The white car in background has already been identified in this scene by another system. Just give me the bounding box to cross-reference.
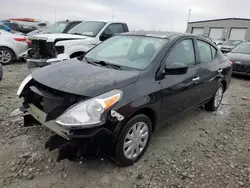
[0,29,31,64]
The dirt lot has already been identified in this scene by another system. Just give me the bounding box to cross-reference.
[0,62,250,188]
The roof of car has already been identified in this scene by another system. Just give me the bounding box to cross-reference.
[121,31,193,39]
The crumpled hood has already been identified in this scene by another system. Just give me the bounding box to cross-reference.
[31,59,140,97]
[29,33,89,42]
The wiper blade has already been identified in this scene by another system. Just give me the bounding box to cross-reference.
[84,57,98,66]
[71,32,84,36]
[95,60,121,70]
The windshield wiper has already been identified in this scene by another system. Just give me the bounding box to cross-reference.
[84,58,121,70]
[71,32,84,36]
[94,60,122,70]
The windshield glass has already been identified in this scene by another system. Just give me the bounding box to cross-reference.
[45,21,68,33]
[231,43,250,54]
[222,40,241,46]
[85,35,168,70]
[67,21,106,37]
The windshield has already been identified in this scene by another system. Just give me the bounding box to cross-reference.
[44,21,69,33]
[85,35,168,70]
[231,43,250,54]
[222,40,241,46]
[67,21,106,37]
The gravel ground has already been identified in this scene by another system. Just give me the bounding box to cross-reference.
[0,62,250,188]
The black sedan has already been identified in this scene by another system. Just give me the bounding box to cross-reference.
[218,39,242,53]
[17,31,232,166]
[227,42,250,76]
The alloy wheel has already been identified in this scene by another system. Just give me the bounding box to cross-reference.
[214,87,223,108]
[123,122,149,160]
[0,50,12,64]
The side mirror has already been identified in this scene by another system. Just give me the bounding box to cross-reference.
[100,33,113,41]
[164,62,188,75]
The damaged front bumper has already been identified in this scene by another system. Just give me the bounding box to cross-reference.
[26,53,70,69]
[24,103,111,140]
[24,103,113,161]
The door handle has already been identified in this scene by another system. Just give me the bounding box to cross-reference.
[192,76,200,82]
[218,68,223,73]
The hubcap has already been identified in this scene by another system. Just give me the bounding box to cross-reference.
[0,50,11,64]
[123,122,149,160]
[214,87,223,107]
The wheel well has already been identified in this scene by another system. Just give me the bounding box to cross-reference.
[0,46,16,59]
[221,80,227,92]
[70,51,85,58]
[131,108,157,132]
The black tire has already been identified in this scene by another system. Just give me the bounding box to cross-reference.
[204,83,224,111]
[0,47,15,64]
[113,114,152,166]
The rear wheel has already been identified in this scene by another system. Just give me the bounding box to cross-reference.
[204,83,224,111]
[113,114,152,166]
[0,47,15,64]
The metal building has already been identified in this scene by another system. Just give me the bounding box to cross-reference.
[186,18,250,41]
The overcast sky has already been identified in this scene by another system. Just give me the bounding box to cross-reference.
[1,0,249,32]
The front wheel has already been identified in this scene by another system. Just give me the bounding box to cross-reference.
[204,83,224,111]
[113,114,152,166]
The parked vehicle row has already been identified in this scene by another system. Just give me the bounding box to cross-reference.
[27,20,82,36]
[0,29,31,64]
[26,21,129,68]
[227,42,250,76]
[17,31,232,166]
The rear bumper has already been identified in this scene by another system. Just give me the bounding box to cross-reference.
[24,103,110,140]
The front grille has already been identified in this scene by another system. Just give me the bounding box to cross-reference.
[23,82,85,120]
[233,63,250,73]
[29,40,57,59]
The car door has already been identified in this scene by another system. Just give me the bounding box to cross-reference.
[194,39,220,103]
[160,38,201,123]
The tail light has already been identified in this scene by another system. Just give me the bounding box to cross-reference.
[14,37,26,42]
[14,37,32,47]
[228,60,233,65]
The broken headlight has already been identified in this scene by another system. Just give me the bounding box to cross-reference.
[55,90,123,128]
[17,74,32,96]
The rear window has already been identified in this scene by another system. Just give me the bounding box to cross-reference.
[197,40,213,62]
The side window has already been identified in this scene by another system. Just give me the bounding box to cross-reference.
[197,40,213,62]
[211,46,217,59]
[167,39,195,66]
[104,24,125,35]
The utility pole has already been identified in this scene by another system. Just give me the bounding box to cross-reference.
[171,20,174,32]
[187,9,191,23]
[186,9,191,32]
[54,8,57,23]
[112,8,115,20]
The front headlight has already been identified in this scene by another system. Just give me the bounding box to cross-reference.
[55,90,123,128]
[17,74,32,96]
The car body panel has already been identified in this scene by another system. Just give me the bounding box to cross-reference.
[0,29,28,58]
[29,33,88,42]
